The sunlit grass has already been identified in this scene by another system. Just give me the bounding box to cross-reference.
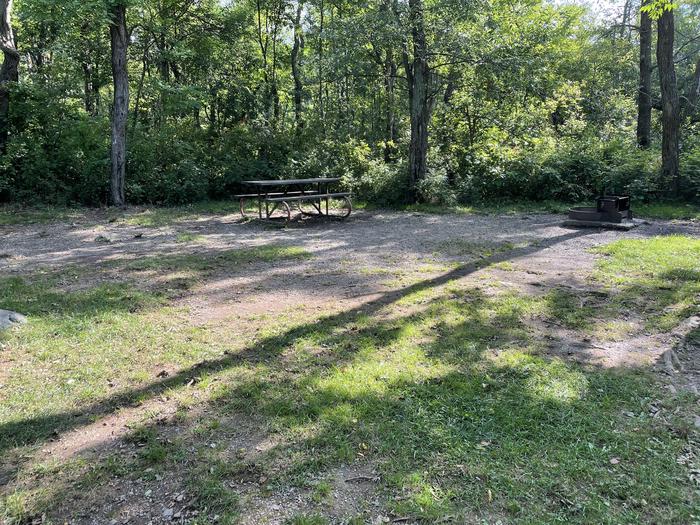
[0,205,86,226]
[0,234,698,523]
[367,200,700,220]
[593,235,700,331]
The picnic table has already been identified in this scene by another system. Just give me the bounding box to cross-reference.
[237,178,352,222]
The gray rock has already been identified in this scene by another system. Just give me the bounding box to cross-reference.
[0,310,27,331]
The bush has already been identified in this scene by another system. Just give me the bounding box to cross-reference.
[0,84,110,205]
[454,133,664,204]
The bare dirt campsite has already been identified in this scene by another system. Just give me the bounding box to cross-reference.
[0,206,698,524]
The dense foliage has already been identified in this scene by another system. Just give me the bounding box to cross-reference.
[0,0,699,205]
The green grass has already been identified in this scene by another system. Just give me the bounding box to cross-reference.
[118,201,242,227]
[0,201,243,227]
[593,235,700,331]
[432,239,517,258]
[634,202,700,220]
[361,199,577,216]
[2,200,697,228]
[176,232,205,243]
[0,205,87,226]
[0,235,697,523]
[124,245,312,272]
[362,199,700,220]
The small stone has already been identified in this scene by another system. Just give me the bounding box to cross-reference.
[95,235,112,244]
[0,310,27,331]
[162,508,174,520]
[609,457,620,465]
[694,415,700,429]
[174,494,184,503]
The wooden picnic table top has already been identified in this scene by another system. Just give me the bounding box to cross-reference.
[242,178,341,186]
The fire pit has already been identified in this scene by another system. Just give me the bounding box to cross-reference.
[564,195,639,229]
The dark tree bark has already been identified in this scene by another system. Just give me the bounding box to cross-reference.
[404,0,434,202]
[657,7,680,196]
[83,62,97,115]
[685,57,699,120]
[291,0,304,130]
[0,0,19,154]
[637,0,652,149]
[383,49,398,162]
[317,0,325,129]
[109,2,129,206]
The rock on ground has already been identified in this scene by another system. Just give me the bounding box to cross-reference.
[0,309,27,330]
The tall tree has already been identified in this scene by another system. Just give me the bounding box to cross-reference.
[685,57,699,120]
[656,5,680,196]
[291,0,304,130]
[404,0,434,202]
[637,0,652,149]
[109,1,129,206]
[0,0,19,154]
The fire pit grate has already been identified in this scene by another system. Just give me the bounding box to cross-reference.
[564,195,640,230]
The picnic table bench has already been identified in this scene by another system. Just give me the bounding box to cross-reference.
[236,178,352,222]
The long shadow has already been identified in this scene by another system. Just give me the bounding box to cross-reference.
[0,229,595,466]
[12,270,695,523]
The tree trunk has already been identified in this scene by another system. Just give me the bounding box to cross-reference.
[291,0,304,130]
[83,62,96,115]
[685,57,699,120]
[657,8,680,197]
[0,0,19,154]
[383,49,397,162]
[637,0,652,149]
[109,3,129,207]
[317,0,324,129]
[406,0,432,202]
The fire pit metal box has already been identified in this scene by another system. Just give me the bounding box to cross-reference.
[568,195,633,224]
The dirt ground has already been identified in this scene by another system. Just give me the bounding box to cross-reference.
[1,209,699,524]
[3,209,698,369]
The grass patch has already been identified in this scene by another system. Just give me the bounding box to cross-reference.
[360,199,578,216]
[362,199,700,220]
[125,245,312,273]
[432,239,516,259]
[0,205,86,226]
[118,201,241,227]
[176,232,205,243]
[288,514,328,525]
[634,202,700,220]
[593,235,700,331]
[1,232,698,523]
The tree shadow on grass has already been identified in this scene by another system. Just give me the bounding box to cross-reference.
[6,273,696,523]
[0,230,597,460]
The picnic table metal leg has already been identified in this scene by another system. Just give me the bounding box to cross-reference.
[342,196,353,218]
[257,189,262,219]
